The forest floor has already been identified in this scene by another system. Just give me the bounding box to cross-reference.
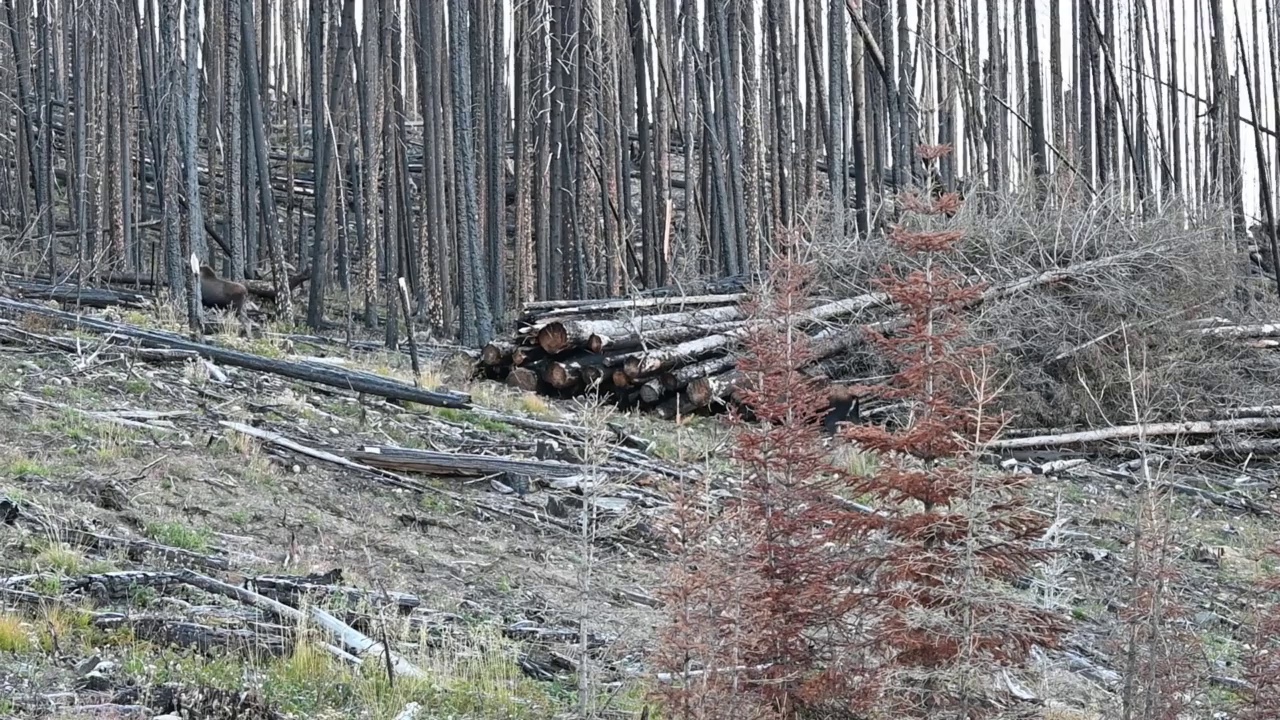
[0,306,1277,719]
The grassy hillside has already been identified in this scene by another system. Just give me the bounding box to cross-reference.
[0,301,1278,719]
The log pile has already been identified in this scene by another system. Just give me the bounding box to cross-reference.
[477,252,1226,421]
[477,283,890,420]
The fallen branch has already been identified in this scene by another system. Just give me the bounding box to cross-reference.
[990,416,1280,450]
[348,444,618,481]
[178,570,427,678]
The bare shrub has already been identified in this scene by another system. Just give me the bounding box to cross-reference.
[1101,338,1205,720]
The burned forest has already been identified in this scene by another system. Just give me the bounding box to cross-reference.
[5,1,1280,718]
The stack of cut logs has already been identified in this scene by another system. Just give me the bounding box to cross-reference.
[477,284,887,419]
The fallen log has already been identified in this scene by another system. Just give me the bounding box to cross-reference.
[179,569,427,678]
[545,353,611,390]
[1176,438,1280,457]
[990,416,1280,450]
[481,339,517,366]
[1196,322,1280,339]
[639,378,667,405]
[84,269,311,301]
[588,319,745,354]
[511,344,545,365]
[521,292,747,324]
[678,260,1100,407]
[483,250,1163,420]
[623,291,891,379]
[0,279,151,309]
[507,365,542,392]
[0,323,200,362]
[249,574,421,612]
[536,304,747,355]
[348,444,596,479]
[582,364,606,387]
[0,296,472,409]
[654,391,694,420]
[220,421,662,553]
[686,371,740,408]
[654,353,738,403]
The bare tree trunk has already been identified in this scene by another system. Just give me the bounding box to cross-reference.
[485,0,506,320]
[739,0,763,264]
[851,10,868,237]
[602,0,623,295]
[767,0,794,229]
[449,0,494,345]
[533,1,552,300]
[72,7,88,271]
[626,0,658,287]
[1079,0,1095,183]
[305,0,328,328]
[712,0,747,271]
[161,0,184,306]
[184,0,205,327]
[511,0,535,306]
[225,0,245,279]
[38,0,56,279]
[241,0,294,322]
[1025,0,1048,182]
[985,0,1003,191]
[356,0,382,327]
[1168,0,1182,195]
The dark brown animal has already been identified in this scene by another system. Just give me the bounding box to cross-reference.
[198,265,248,313]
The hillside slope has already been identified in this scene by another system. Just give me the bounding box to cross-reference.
[0,312,1277,719]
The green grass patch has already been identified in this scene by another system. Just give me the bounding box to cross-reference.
[418,491,457,515]
[0,613,33,653]
[32,541,85,575]
[433,407,514,434]
[36,607,95,653]
[145,521,212,552]
[115,623,566,719]
[30,575,62,596]
[3,456,50,478]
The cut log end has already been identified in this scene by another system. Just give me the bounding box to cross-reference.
[546,361,580,390]
[639,379,666,405]
[481,340,515,366]
[512,345,545,365]
[623,357,644,379]
[506,366,540,392]
[688,371,740,408]
[536,323,571,355]
[655,393,691,421]
[687,377,715,407]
